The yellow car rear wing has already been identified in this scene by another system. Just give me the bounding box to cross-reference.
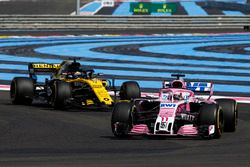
[28,63,61,81]
[28,63,61,73]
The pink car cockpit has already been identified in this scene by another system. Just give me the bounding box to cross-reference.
[159,89,194,102]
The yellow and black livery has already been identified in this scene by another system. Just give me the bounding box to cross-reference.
[10,60,115,110]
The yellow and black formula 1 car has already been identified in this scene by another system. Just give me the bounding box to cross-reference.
[10,60,141,110]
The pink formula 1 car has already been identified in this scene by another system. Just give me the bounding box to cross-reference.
[111,74,238,139]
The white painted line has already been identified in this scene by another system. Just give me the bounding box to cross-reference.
[71,1,100,16]
[93,4,104,15]
[0,85,10,91]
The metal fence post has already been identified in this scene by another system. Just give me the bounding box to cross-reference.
[76,0,80,15]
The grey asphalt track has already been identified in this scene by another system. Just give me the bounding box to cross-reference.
[0,90,250,167]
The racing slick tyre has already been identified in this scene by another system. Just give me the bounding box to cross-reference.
[198,103,223,139]
[215,99,238,132]
[51,81,71,109]
[111,102,132,138]
[10,77,34,105]
[119,81,140,100]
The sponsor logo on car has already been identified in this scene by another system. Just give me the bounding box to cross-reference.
[160,103,176,108]
[32,64,60,69]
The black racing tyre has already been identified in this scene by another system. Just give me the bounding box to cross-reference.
[215,99,238,132]
[51,81,71,109]
[198,103,223,139]
[119,81,140,100]
[10,77,34,105]
[111,102,132,137]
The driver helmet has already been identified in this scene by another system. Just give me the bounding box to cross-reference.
[173,93,183,100]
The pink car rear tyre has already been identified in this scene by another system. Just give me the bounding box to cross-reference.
[215,99,238,132]
[119,81,141,100]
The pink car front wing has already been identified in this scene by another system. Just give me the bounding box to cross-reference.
[130,124,215,137]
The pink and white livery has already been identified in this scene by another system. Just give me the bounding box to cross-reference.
[111,74,238,139]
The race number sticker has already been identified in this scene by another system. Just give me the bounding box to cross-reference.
[160,122,167,129]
